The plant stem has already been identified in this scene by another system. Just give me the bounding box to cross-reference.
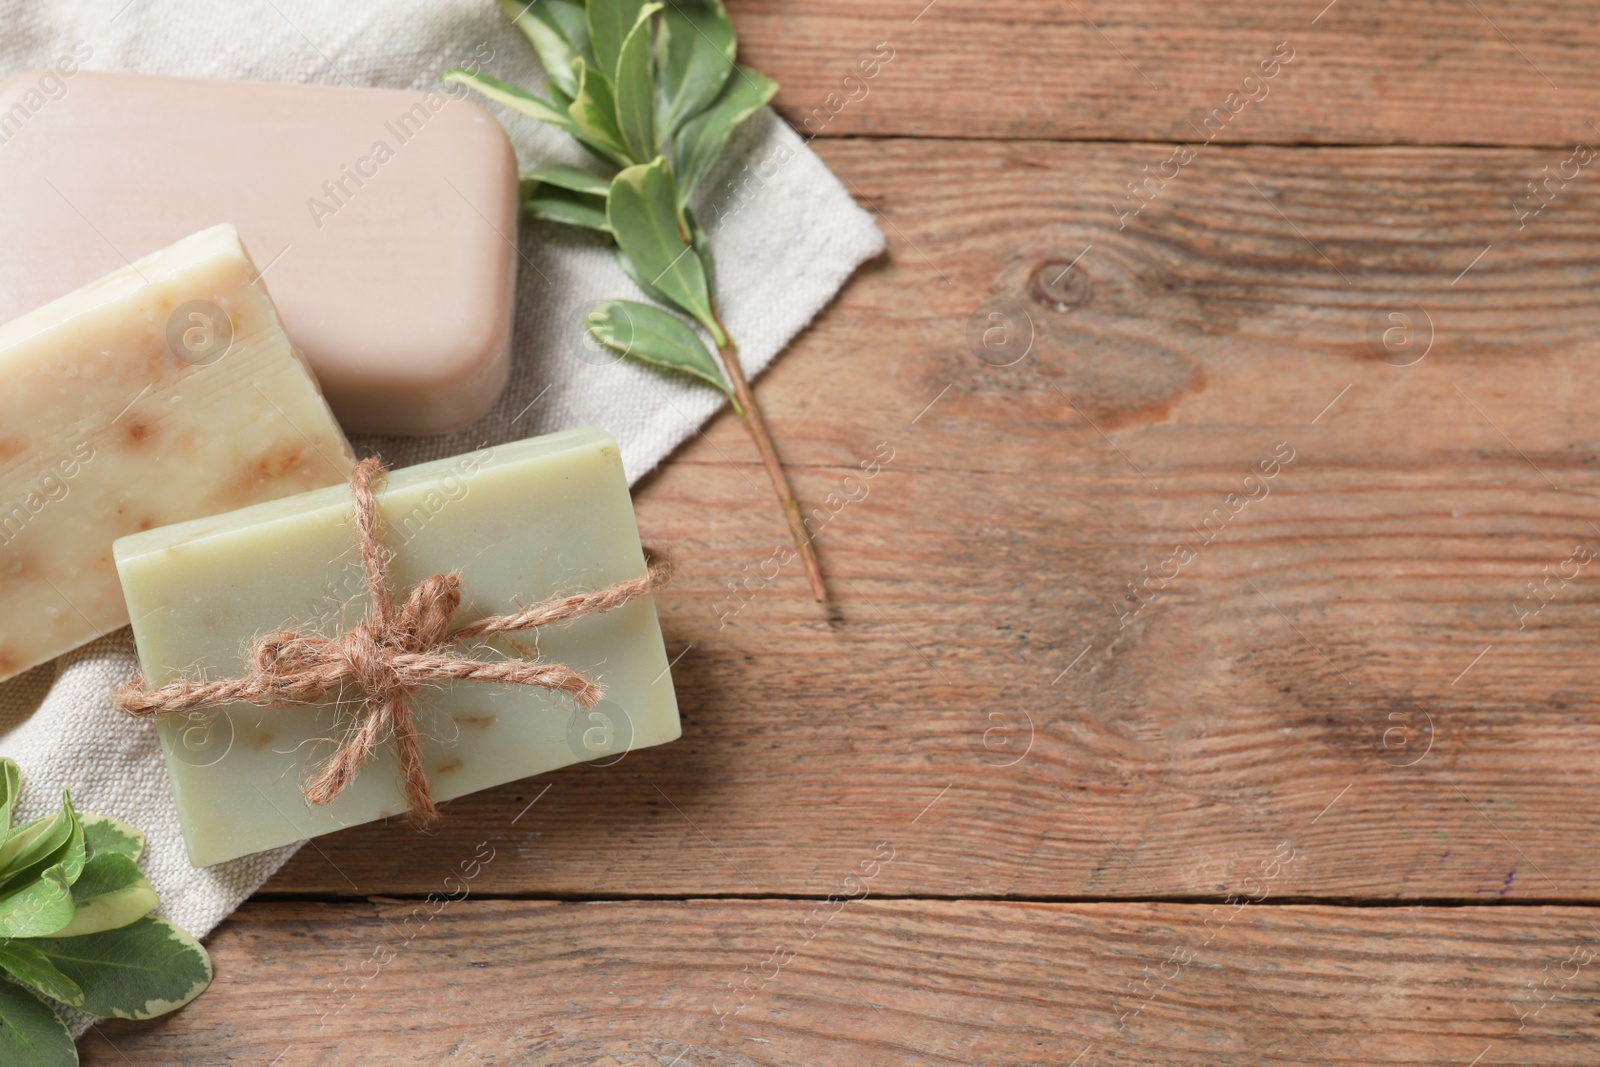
[710,317,826,602]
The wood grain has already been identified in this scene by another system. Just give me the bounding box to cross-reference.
[83,899,1600,1065]
[257,138,1600,902]
[48,5,1600,1060]
[728,0,1600,146]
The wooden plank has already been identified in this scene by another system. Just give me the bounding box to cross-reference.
[83,899,1600,1064]
[730,0,1600,145]
[261,138,1600,902]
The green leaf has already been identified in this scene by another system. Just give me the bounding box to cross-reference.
[28,916,213,1021]
[0,813,68,881]
[0,759,19,842]
[0,944,83,1008]
[547,78,576,113]
[442,69,576,132]
[586,300,739,409]
[684,205,716,302]
[606,157,722,341]
[655,0,735,135]
[614,246,678,308]
[525,185,612,232]
[539,0,596,63]
[567,60,633,167]
[0,980,75,1067]
[80,813,144,865]
[0,791,84,895]
[588,0,650,78]
[495,0,587,96]
[54,852,158,938]
[0,865,75,939]
[671,66,777,202]
[614,4,663,162]
[521,164,612,197]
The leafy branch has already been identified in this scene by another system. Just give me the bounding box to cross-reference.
[446,0,828,601]
[0,760,212,1066]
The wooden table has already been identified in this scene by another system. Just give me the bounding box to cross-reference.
[86,2,1600,1063]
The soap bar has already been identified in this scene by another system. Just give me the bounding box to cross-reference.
[0,224,353,683]
[0,70,518,434]
[115,427,680,868]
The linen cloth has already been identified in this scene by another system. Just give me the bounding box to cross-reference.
[0,0,884,1025]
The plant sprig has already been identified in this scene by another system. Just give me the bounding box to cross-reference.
[0,759,212,1066]
[447,0,829,601]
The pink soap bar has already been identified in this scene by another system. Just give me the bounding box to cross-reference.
[0,70,519,435]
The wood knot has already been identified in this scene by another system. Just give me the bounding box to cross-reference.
[1029,259,1092,311]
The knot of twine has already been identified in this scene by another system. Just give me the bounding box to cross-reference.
[115,457,670,827]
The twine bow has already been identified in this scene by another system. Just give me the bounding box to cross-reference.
[116,457,670,826]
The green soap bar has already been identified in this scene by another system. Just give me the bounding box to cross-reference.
[114,427,679,867]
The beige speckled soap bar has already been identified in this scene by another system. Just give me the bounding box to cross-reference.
[0,224,353,682]
[114,427,679,868]
[0,70,519,434]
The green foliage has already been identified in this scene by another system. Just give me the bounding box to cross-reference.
[587,300,740,407]
[671,66,776,201]
[57,853,159,938]
[522,163,613,197]
[26,918,213,1021]
[0,980,74,1067]
[450,0,778,387]
[655,1,734,136]
[587,0,651,79]
[566,58,633,167]
[525,183,611,232]
[495,0,591,95]
[613,5,663,162]
[441,69,574,130]
[0,759,212,1065]
[454,1,830,599]
[606,158,720,341]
